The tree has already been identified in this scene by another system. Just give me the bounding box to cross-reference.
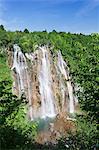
[24,28,29,33]
[0,80,37,149]
[0,25,5,31]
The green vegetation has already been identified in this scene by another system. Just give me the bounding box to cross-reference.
[0,25,99,149]
[0,54,11,81]
[56,116,98,150]
[0,80,37,149]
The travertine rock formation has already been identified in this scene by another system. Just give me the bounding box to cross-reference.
[9,44,77,120]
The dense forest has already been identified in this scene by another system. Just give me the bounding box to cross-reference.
[0,25,99,150]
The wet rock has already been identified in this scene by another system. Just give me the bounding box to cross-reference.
[8,44,79,120]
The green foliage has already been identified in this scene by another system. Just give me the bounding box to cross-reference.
[0,24,5,31]
[0,29,9,48]
[0,53,11,81]
[0,25,5,31]
[56,117,98,150]
[24,28,29,33]
[0,81,37,149]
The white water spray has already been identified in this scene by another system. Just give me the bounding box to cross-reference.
[39,47,56,118]
[57,51,74,114]
[12,44,33,120]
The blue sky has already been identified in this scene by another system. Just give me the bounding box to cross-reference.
[0,0,99,34]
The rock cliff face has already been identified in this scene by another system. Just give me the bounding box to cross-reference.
[9,44,77,120]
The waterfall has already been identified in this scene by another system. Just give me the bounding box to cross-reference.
[12,44,33,120]
[57,51,74,114]
[12,44,26,94]
[11,45,77,120]
[39,47,56,118]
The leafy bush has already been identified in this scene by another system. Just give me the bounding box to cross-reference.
[56,116,98,150]
[0,81,37,149]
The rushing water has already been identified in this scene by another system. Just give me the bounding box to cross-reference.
[57,51,74,114]
[39,47,56,118]
[12,44,26,94]
[11,45,76,120]
[12,44,33,120]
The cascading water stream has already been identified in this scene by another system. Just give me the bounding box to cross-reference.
[12,44,33,120]
[12,45,25,94]
[39,47,56,118]
[57,51,74,114]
